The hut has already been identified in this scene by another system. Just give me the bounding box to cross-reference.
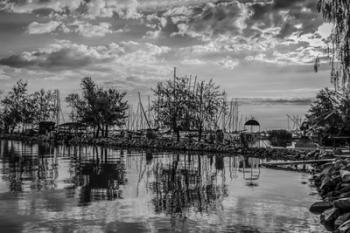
[39,121,56,135]
[55,122,88,139]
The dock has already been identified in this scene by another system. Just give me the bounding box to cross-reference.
[261,159,335,166]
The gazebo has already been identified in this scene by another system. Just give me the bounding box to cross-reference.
[243,118,261,148]
[244,119,260,133]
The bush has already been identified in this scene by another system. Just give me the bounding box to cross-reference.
[269,130,292,147]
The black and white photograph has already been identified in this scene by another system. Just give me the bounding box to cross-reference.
[0,0,349,232]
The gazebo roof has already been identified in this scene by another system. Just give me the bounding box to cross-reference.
[244,119,260,126]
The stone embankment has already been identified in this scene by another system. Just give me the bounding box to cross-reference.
[310,159,350,232]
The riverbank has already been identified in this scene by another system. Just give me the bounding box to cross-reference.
[310,159,350,232]
[0,133,335,161]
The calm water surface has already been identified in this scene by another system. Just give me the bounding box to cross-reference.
[0,140,326,233]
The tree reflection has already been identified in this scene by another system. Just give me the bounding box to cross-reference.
[67,146,127,205]
[0,140,58,192]
[148,153,229,216]
[0,141,127,205]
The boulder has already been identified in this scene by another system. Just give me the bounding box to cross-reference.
[339,184,350,193]
[341,170,350,183]
[340,191,350,199]
[320,175,341,195]
[335,213,350,228]
[320,207,341,228]
[337,219,350,233]
[310,201,333,214]
[335,198,350,210]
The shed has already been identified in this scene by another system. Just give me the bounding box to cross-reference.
[39,121,56,135]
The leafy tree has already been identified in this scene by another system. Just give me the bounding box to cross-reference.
[192,80,226,140]
[152,76,193,141]
[305,88,348,144]
[31,89,57,122]
[0,81,58,133]
[317,0,350,90]
[152,74,226,141]
[66,77,128,137]
[1,80,28,132]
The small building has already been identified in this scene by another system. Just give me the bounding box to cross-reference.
[241,118,261,148]
[56,122,88,133]
[38,121,56,135]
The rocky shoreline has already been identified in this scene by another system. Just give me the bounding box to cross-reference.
[310,159,350,232]
[0,133,335,161]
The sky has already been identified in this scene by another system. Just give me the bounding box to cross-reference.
[0,0,334,129]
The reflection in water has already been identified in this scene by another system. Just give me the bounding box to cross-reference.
[149,153,228,216]
[0,140,326,233]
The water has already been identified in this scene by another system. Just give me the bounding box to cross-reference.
[0,140,326,233]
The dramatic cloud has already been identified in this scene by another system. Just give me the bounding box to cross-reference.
[0,0,335,128]
[27,20,61,34]
[218,57,240,70]
[0,40,171,71]
[70,21,113,37]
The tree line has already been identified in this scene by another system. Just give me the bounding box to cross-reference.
[0,74,227,139]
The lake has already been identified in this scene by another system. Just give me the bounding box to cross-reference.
[0,140,326,233]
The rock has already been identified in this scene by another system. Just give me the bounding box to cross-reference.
[340,191,350,199]
[320,175,341,195]
[310,201,333,214]
[337,219,350,233]
[335,198,350,210]
[341,170,350,183]
[335,213,350,228]
[339,183,350,193]
[320,207,341,228]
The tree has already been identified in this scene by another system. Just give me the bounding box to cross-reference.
[305,88,347,144]
[0,81,58,133]
[192,79,226,140]
[66,77,128,137]
[317,0,350,91]
[96,89,128,137]
[1,80,28,132]
[31,89,57,122]
[152,72,226,141]
[152,76,193,141]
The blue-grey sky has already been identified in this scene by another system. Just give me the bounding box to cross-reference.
[0,0,333,129]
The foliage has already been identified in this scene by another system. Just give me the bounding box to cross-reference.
[305,88,350,144]
[152,74,226,141]
[192,80,227,140]
[1,80,28,131]
[317,0,350,90]
[0,80,57,133]
[66,77,128,137]
[268,130,292,147]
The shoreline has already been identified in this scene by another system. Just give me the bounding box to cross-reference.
[0,133,334,161]
[310,159,350,232]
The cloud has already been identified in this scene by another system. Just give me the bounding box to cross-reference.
[0,68,11,80]
[26,19,115,37]
[0,40,111,69]
[70,21,112,37]
[0,40,172,81]
[238,97,314,105]
[181,59,205,65]
[218,57,239,70]
[27,20,61,34]
[1,0,144,19]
